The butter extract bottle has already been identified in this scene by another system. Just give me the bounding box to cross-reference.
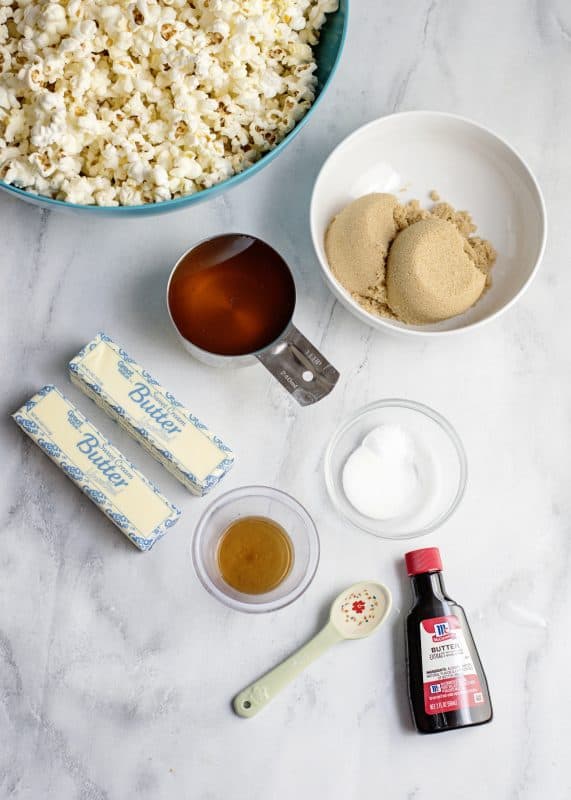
[404,547,492,734]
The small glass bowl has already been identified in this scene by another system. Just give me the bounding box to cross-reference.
[192,486,320,613]
[324,399,467,540]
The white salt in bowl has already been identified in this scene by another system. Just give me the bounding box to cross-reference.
[310,111,547,336]
[324,399,467,539]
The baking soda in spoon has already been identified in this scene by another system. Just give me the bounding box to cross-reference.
[342,424,428,520]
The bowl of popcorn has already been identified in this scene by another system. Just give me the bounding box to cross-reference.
[0,0,347,215]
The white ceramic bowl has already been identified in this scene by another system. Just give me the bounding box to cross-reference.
[324,399,467,539]
[310,111,547,336]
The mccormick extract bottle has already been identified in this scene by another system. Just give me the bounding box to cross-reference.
[404,547,493,733]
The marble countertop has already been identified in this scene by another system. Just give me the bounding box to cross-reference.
[1,1,569,798]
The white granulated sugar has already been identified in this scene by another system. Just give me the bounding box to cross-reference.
[0,0,338,205]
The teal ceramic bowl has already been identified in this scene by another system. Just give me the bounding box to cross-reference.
[0,1,348,216]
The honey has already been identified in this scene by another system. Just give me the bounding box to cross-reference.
[217,516,293,595]
[168,234,296,356]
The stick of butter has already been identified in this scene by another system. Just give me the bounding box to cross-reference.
[13,386,181,551]
[69,333,234,496]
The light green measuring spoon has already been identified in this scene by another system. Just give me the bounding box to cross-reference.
[233,581,392,718]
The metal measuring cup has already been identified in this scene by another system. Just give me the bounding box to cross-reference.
[166,234,339,406]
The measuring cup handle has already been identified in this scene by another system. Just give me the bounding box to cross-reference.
[233,623,343,719]
[256,324,340,406]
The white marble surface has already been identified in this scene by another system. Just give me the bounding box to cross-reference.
[1,1,570,798]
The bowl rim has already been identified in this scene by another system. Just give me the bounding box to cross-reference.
[310,109,548,337]
[0,1,350,215]
[323,398,468,540]
[191,484,320,613]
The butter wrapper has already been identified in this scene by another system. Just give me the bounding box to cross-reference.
[69,333,234,496]
[13,386,181,551]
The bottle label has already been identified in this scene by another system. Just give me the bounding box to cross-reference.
[420,616,484,715]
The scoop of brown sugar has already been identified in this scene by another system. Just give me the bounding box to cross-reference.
[325,192,496,324]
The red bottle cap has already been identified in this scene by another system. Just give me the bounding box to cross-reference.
[405,547,442,576]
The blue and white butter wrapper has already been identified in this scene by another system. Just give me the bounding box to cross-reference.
[69,333,234,496]
[13,385,181,551]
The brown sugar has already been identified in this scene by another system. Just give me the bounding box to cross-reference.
[324,193,497,325]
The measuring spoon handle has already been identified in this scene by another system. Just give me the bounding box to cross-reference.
[233,622,342,718]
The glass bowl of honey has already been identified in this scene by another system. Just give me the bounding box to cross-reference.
[192,486,320,613]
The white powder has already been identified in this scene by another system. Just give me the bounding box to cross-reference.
[342,424,427,520]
